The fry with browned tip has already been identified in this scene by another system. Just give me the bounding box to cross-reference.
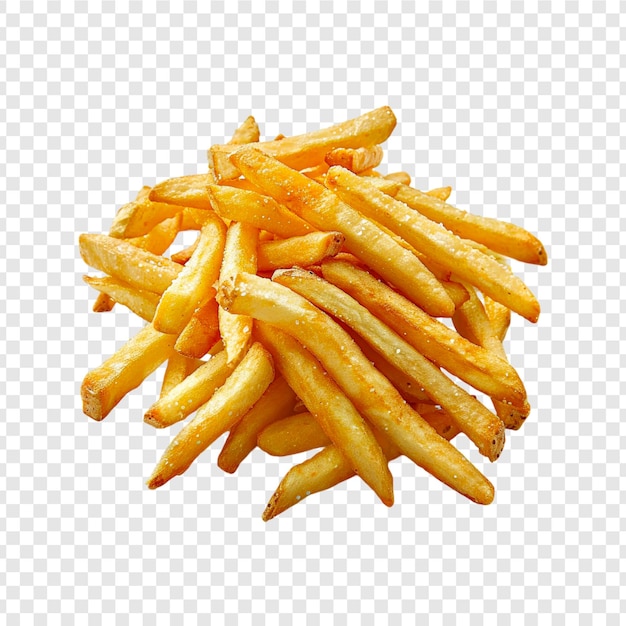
[147,342,274,489]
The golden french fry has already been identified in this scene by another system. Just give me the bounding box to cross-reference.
[263,410,460,521]
[426,186,452,202]
[109,197,184,239]
[388,183,548,266]
[255,322,394,506]
[147,342,274,488]
[126,214,182,255]
[160,351,204,399]
[229,115,261,144]
[321,259,526,405]
[384,171,411,185]
[325,166,541,322]
[171,237,198,265]
[452,284,530,430]
[83,275,160,322]
[152,214,226,335]
[149,174,213,210]
[81,324,175,421]
[258,412,331,456]
[174,298,221,359]
[144,348,233,428]
[217,376,297,473]
[325,145,383,173]
[273,267,505,461]
[209,106,397,181]
[79,233,182,295]
[217,272,494,504]
[218,221,259,364]
[300,162,329,182]
[229,147,455,317]
[257,231,345,272]
[484,295,511,342]
[207,184,314,238]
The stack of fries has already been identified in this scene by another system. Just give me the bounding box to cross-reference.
[79,107,547,520]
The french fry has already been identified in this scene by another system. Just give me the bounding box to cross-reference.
[144,347,233,428]
[452,284,530,430]
[257,231,345,272]
[273,267,505,461]
[388,183,548,266]
[258,412,331,456]
[325,145,384,173]
[217,272,494,504]
[263,410,461,521]
[160,351,204,399]
[255,322,394,506]
[229,147,455,317]
[149,174,213,210]
[174,298,221,359]
[152,214,226,336]
[321,259,526,405]
[426,186,452,202]
[207,185,314,238]
[217,375,297,473]
[109,197,184,239]
[79,233,182,295]
[147,342,274,488]
[209,106,397,181]
[325,166,541,322]
[300,162,329,182]
[171,237,198,265]
[384,171,411,185]
[218,221,259,364]
[484,295,511,342]
[229,115,261,145]
[83,275,160,322]
[126,214,182,255]
[81,324,175,421]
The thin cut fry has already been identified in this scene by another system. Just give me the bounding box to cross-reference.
[258,412,331,456]
[83,275,160,322]
[325,145,384,173]
[160,351,203,399]
[229,147,455,317]
[152,214,226,336]
[149,174,213,210]
[218,221,259,364]
[321,259,526,405]
[210,106,397,181]
[81,324,175,421]
[79,233,182,295]
[255,322,394,506]
[109,198,184,239]
[273,268,505,461]
[126,214,182,255]
[217,376,297,473]
[174,298,221,359]
[207,185,314,238]
[325,166,541,322]
[144,348,233,428]
[217,272,494,504]
[257,231,345,272]
[147,342,274,488]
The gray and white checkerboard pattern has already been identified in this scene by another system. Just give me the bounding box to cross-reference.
[1,1,624,623]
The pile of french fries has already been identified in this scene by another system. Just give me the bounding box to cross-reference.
[80,107,547,520]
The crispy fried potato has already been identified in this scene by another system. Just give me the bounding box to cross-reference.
[174,298,221,359]
[109,198,184,239]
[210,106,397,181]
[255,322,394,506]
[79,234,182,295]
[207,184,314,238]
[217,273,494,504]
[217,376,297,473]
[81,324,175,421]
[229,147,456,317]
[149,174,213,210]
[325,166,541,322]
[126,214,182,254]
[147,342,274,488]
[257,231,344,272]
[83,275,160,322]
[273,267,505,461]
[229,115,261,144]
[321,259,526,405]
[258,412,331,456]
[384,171,411,185]
[160,351,204,398]
[144,348,232,428]
[152,214,226,335]
[218,221,258,364]
[325,145,383,173]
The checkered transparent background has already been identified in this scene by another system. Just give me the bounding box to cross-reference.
[1,1,624,623]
